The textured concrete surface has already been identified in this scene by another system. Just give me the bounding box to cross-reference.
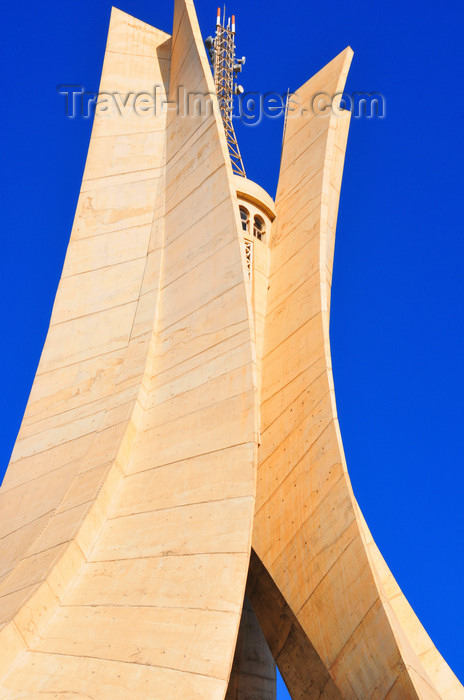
[0,2,462,699]
[0,3,255,697]
[252,47,463,700]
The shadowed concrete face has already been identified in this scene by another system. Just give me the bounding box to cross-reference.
[225,594,276,700]
[247,550,342,700]
[0,1,462,699]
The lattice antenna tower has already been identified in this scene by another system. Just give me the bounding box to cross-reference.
[205,8,246,177]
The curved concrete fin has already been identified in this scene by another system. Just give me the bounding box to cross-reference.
[0,2,257,697]
[355,500,463,699]
[0,3,170,660]
[253,47,463,699]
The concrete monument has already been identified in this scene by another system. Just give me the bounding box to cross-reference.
[0,1,461,698]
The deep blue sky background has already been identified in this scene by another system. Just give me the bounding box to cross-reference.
[1,0,463,694]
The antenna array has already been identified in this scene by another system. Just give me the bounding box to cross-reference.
[205,8,246,177]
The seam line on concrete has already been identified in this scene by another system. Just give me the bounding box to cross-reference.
[0,509,54,542]
[13,416,128,464]
[382,669,407,700]
[151,338,249,394]
[108,494,254,522]
[169,5,187,58]
[279,130,328,182]
[83,166,164,186]
[405,664,439,695]
[127,441,253,478]
[259,388,332,470]
[260,353,326,409]
[9,417,128,464]
[138,388,251,434]
[255,423,340,515]
[26,648,226,681]
[11,620,28,649]
[161,233,235,291]
[267,225,321,286]
[67,221,154,244]
[90,551,248,564]
[154,322,247,369]
[0,581,42,603]
[106,49,171,60]
[90,129,166,141]
[266,270,322,324]
[165,119,216,168]
[259,471,349,568]
[168,37,197,94]
[164,162,226,218]
[23,505,95,560]
[298,535,365,619]
[279,103,338,165]
[158,281,245,334]
[328,598,380,671]
[262,307,323,361]
[275,168,323,221]
[86,551,249,565]
[261,368,327,434]
[48,299,138,330]
[142,359,250,414]
[2,458,114,498]
[165,115,216,170]
[22,387,138,432]
[63,253,148,279]
[18,401,134,444]
[35,339,143,377]
[82,172,159,188]
[61,603,237,614]
[127,212,162,348]
[163,195,229,252]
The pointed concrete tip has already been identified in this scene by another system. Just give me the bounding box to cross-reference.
[109,6,142,23]
[344,46,354,62]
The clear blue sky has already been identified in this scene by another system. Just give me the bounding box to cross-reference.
[1,0,463,695]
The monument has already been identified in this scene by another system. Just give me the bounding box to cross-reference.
[0,1,462,697]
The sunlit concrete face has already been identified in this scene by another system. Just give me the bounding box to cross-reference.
[0,2,462,699]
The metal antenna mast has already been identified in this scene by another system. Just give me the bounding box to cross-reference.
[205,8,246,177]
